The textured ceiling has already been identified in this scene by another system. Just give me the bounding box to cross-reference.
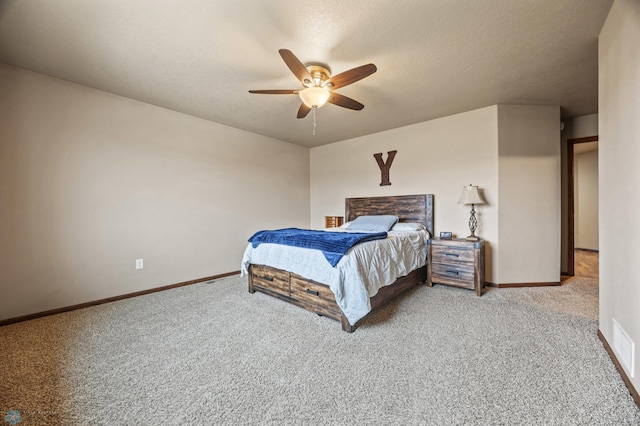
[0,0,612,148]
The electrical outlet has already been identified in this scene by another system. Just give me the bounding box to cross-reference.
[135,259,144,270]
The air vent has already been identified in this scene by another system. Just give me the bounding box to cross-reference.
[613,319,635,378]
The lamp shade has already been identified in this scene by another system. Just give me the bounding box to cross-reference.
[299,87,330,108]
[457,185,484,205]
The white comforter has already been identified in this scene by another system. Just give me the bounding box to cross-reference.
[240,229,429,325]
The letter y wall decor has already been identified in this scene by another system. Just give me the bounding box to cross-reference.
[373,150,397,186]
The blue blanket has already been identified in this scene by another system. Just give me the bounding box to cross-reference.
[248,228,388,267]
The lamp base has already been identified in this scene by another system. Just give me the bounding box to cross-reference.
[465,235,480,241]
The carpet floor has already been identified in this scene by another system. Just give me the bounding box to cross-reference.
[1,275,639,425]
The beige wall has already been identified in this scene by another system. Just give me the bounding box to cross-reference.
[570,114,599,138]
[599,0,640,391]
[496,105,561,284]
[0,64,565,319]
[0,64,310,321]
[311,105,561,285]
[311,106,500,281]
[574,149,599,250]
[0,66,565,318]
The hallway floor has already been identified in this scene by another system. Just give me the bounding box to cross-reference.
[574,249,599,279]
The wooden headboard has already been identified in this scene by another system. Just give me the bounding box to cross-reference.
[345,194,434,237]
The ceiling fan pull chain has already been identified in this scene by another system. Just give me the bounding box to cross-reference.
[312,107,317,136]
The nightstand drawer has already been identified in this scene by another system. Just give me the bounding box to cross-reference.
[431,247,475,264]
[431,263,475,287]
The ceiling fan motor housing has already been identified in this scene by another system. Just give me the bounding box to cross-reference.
[306,65,332,87]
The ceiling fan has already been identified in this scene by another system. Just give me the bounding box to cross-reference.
[249,49,377,119]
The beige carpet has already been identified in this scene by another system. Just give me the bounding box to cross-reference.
[1,275,639,425]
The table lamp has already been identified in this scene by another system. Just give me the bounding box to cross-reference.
[457,184,485,241]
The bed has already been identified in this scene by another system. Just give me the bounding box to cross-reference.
[241,194,434,332]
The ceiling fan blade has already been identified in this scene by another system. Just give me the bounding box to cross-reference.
[279,49,313,86]
[325,63,377,90]
[328,93,364,110]
[297,103,311,119]
[248,89,298,94]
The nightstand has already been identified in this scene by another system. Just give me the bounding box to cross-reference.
[427,238,485,296]
[325,216,344,228]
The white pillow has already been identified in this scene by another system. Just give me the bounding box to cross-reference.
[391,222,426,231]
[347,215,399,232]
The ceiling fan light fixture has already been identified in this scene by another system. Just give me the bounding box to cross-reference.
[299,86,330,109]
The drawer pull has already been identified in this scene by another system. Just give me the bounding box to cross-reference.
[261,276,274,282]
[306,289,320,296]
[445,270,459,275]
[444,253,459,258]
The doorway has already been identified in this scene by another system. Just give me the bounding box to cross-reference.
[567,135,599,277]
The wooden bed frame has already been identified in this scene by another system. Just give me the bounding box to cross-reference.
[248,194,434,332]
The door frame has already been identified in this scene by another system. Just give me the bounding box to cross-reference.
[566,135,598,276]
